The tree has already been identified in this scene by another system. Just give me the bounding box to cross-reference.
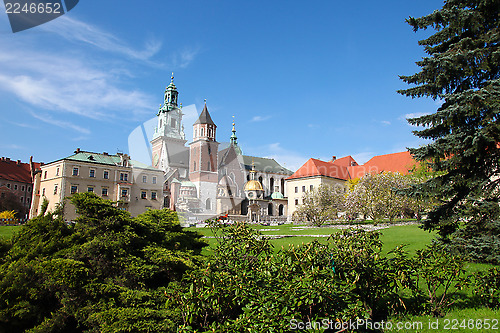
[293,184,345,226]
[0,192,206,332]
[398,0,500,263]
[346,172,412,222]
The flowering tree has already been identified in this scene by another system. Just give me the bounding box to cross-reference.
[345,172,413,222]
[293,184,345,226]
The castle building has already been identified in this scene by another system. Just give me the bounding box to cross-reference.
[30,149,163,220]
[150,76,293,221]
[0,157,39,218]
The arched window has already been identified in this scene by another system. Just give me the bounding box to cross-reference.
[270,177,275,193]
[201,128,205,137]
[268,203,273,216]
[258,176,263,187]
[281,178,285,195]
[278,204,284,216]
[206,198,211,210]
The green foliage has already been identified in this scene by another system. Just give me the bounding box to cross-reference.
[39,197,49,216]
[474,267,500,308]
[0,192,206,332]
[398,0,500,262]
[176,222,462,330]
[411,243,469,317]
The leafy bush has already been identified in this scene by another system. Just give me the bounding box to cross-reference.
[474,268,500,308]
[0,192,206,332]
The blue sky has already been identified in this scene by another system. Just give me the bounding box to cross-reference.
[0,0,443,171]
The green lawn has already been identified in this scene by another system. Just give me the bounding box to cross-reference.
[0,225,21,239]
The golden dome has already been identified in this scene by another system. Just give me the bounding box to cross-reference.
[244,179,263,191]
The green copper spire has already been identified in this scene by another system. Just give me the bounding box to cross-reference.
[164,72,178,108]
[230,116,242,155]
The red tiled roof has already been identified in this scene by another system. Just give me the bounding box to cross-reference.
[286,158,351,181]
[288,151,418,181]
[0,158,33,183]
[332,155,358,167]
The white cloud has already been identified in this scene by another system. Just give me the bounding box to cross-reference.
[404,112,429,120]
[0,48,154,120]
[251,115,271,122]
[29,111,90,134]
[40,16,162,62]
[381,120,391,126]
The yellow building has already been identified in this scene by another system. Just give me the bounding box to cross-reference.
[31,149,164,220]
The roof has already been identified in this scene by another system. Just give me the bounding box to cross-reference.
[286,158,351,181]
[271,191,285,199]
[332,155,358,167]
[241,155,293,175]
[0,158,33,183]
[347,151,417,178]
[287,151,417,181]
[244,179,264,191]
[194,104,216,126]
[50,150,160,171]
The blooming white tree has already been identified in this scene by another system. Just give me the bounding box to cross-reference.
[293,184,345,226]
[345,172,413,222]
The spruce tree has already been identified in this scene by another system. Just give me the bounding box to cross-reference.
[398,0,500,263]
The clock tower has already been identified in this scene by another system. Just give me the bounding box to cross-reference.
[151,74,189,179]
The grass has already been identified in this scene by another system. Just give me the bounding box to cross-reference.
[0,225,21,239]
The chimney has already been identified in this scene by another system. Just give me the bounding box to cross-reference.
[330,156,336,162]
[16,160,21,165]
[6,158,10,162]
[103,152,108,156]
[75,148,81,153]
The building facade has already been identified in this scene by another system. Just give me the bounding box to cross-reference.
[31,149,164,220]
[0,157,39,218]
[150,76,293,221]
[286,152,418,217]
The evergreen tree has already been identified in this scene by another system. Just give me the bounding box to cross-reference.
[398,0,500,263]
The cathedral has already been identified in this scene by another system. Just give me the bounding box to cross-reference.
[150,75,292,221]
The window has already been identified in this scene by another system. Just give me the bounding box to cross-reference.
[20,197,24,203]
[206,198,211,210]
[193,162,196,171]
[201,128,205,137]
[295,199,299,205]
[141,191,147,199]
[171,118,176,128]
[42,188,46,196]
[151,192,157,200]
[310,185,313,191]
[121,189,128,197]
[295,186,298,193]
[207,162,210,171]
[302,186,306,192]
[28,186,31,192]
[27,197,30,204]
[160,119,162,127]
[102,188,108,196]
[14,184,17,190]
[89,169,95,178]
[56,167,60,176]
[44,171,47,179]
[53,184,58,195]
[142,175,147,183]
[88,187,94,193]
[21,185,25,191]
[72,167,79,176]
[152,176,157,184]
[103,170,109,179]
[70,185,78,194]
[120,173,128,181]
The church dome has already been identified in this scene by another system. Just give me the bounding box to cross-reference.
[271,191,284,199]
[244,179,263,191]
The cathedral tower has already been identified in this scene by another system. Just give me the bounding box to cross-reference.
[150,74,189,179]
[189,101,219,215]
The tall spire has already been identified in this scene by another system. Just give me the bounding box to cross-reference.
[230,115,242,155]
[164,72,178,108]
